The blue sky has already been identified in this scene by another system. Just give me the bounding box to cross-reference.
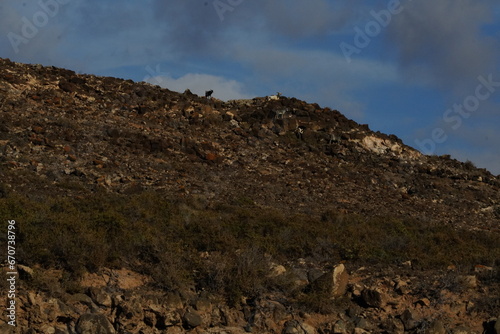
[1,0,499,174]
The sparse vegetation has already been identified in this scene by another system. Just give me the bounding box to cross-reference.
[1,190,499,309]
[465,159,476,170]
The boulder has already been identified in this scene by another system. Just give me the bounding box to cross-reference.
[44,326,69,334]
[88,287,112,308]
[76,313,115,334]
[164,292,184,309]
[282,320,315,334]
[311,264,349,298]
[399,309,418,331]
[292,268,309,287]
[382,317,404,334]
[17,264,34,280]
[425,319,446,334]
[333,320,347,334]
[415,297,431,307]
[41,327,56,334]
[395,280,410,295]
[307,268,324,283]
[268,263,287,278]
[194,297,212,312]
[452,326,472,334]
[474,264,493,273]
[355,317,374,331]
[361,288,385,308]
[67,293,98,313]
[183,308,202,329]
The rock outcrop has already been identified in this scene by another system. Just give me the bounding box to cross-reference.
[0,265,497,333]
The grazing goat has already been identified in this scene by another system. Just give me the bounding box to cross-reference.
[328,129,340,144]
[205,89,213,98]
[274,108,288,120]
[295,125,305,139]
[267,92,282,101]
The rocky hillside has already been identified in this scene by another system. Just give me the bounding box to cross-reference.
[0,58,499,333]
[0,58,499,229]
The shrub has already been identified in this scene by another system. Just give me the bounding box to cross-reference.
[1,191,499,304]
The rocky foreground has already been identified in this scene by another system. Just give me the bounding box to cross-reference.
[0,58,499,333]
[1,263,500,333]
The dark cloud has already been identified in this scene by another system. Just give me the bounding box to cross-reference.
[149,0,361,57]
[0,0,363,67]
[259,0,358,38]
[74,2,149,36]
[386,0,499,93]
[150,0,232,56]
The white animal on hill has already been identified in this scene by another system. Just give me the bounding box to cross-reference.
[267,92,282,101]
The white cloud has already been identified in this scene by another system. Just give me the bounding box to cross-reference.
[145,73,253,101]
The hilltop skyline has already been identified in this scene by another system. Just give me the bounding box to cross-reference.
[1,0,499,174]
